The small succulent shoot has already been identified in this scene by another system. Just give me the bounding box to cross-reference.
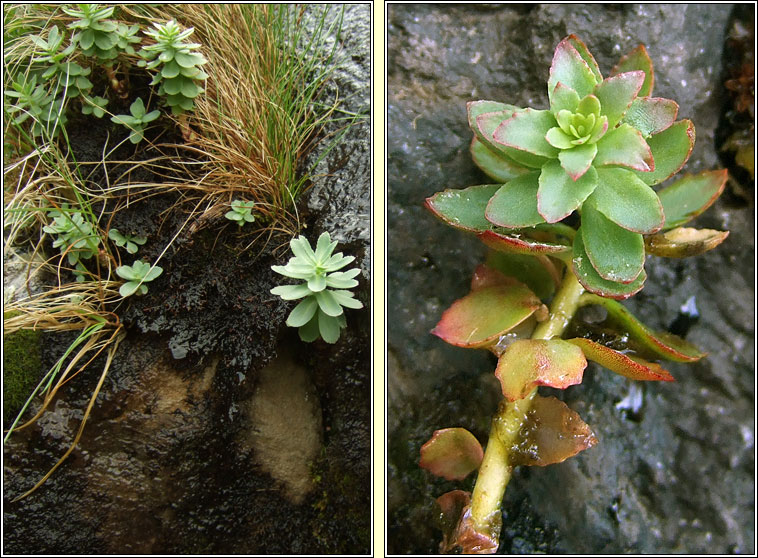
[42,205,100,267]
[422,35,729,554]
[63,4,140,97]
[270,232,363,344]
[31,24,94,100]
[115,260,163,297]
[224,200,256,227]
[108,228,147,254]
[138,19,209,116]
[4,75,67,136]
[110,97,160,143]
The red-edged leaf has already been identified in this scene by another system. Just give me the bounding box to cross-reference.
[565,35,603,83]
[581,202,645,284]
[632,120,696,186]
[594,123,654,172]
[538,160,598,222]
[549,82,581,114]
[548,36,600,101]
[572,232,647,300]
[437,490,472,554]
[478,229,570,256]
[425,184,500,232]
[566,338,675,381]
[510,395,598,466]
[593,71,645,127]
[612,44,654,97]
[470,137,530,183]
[485,171,545,229]
[645,227,729,258]
[590,167,664,234]
[486,251,560,300]
[494,339,587,401]
[581,294,708,362]
[658,170,728,230]
[420,428,484,481]
[492,109,559,159]
[432,283,542,348]
[624,97,678,137]
[470,264,522,291]
[470,102,549,169]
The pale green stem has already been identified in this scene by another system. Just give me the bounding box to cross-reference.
[469,270,585,534]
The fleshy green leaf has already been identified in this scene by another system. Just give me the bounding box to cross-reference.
[331,289,363,309]
[492,109,559,159]
[290,236,316,264]
[594,123,654,172]
[658,170,728,229]
[590,167,664,234]
[645,227,729,258]
[119,281,141,297]
[538,160,598,222]
[548,36,600,101]
[475,110,549,169]
[162,60,181,79]
[572,233,646,299]
[632,120,695,186]
[419,428,484,481]
[298,313,320,342]
[477,229,570,256]
[549,82,581,114]
[270,284,311,300]
[581,204,645,283]
[469,264,523,291]
[565,35,603,83]
[318,310,341,343]
[612,44,655,97]
[315,289,343,317]
[485,172,545,229]
[287,297,318,327]
[307,274,326,292]
[494,339,587,400]
[425,184,500,232]
[509,395,598,466]
[593,71,645,127]
[580,293,708,362]
[545,127,575,150]
[623,97,678,137]
[485,252,559,300]
[315,232,337,262]
[431,284,541,348]
[567,338,674,381]
[557,142,598,181]
[470,137,529,183]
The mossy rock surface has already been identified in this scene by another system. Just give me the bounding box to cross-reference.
[3,312,42,426]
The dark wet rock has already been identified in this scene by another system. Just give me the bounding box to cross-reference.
[388,4,753,555]
[4,5,369,554]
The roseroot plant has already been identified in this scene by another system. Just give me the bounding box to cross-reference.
[110,97,160,144]
[270,232,363,344]
[421,35,729,554]
[63,4,141,98]
[138,19,209,116]
[224,199,256,227]
[4,74,66,137]
[42,204,101,279]
[108,228,147,254]
[115,260,163,297]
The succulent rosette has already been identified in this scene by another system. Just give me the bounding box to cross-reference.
[429,35,727,300]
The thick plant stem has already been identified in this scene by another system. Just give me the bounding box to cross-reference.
[468,270,585,539]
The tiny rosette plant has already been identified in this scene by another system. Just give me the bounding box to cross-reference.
[108,228,147,254]
[115,260,163,297]
[64,4,140,63]
[224,200,256,227]
[138,20,208,115]
[271,232,363,344]
[422,35,730,555]
[111,97,160,143]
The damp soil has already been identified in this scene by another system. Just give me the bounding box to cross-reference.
[3,11,371,551]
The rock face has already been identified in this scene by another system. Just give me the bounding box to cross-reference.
[3,5,370,554]
[388,4,753,555]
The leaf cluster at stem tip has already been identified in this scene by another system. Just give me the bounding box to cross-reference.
[270,232,363,343]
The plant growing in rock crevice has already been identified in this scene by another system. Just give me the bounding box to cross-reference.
[422,35,728,554]
[271,232,363,343]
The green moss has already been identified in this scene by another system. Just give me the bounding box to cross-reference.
[3,311,42,424]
